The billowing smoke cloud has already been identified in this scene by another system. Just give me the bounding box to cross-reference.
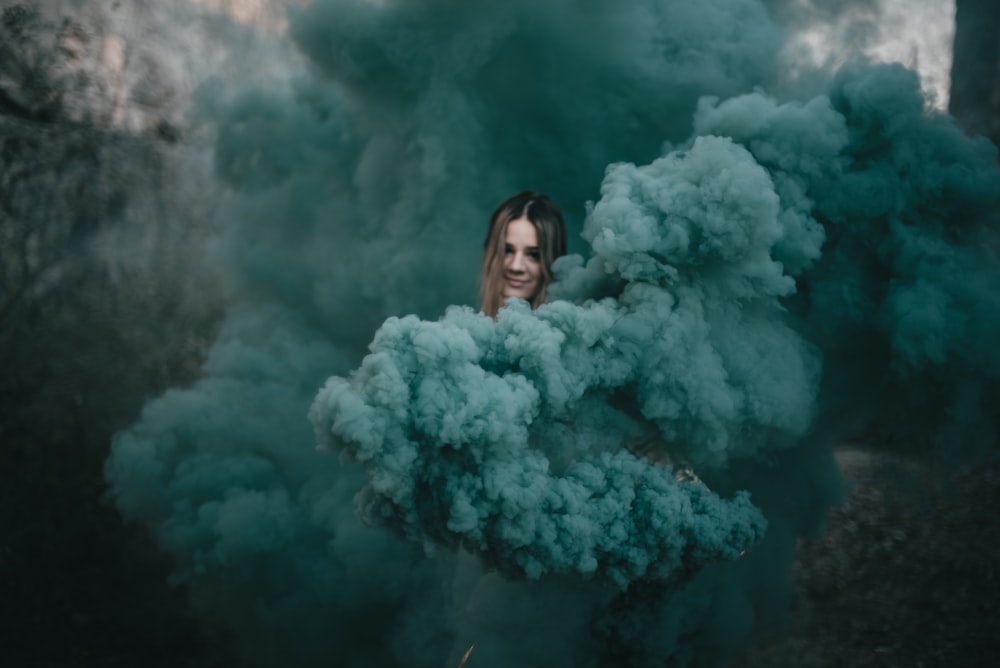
[309,134,822,586]
[689,62,1000,456]
[104,1,999,667]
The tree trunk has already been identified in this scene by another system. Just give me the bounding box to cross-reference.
[949,0,1000,149]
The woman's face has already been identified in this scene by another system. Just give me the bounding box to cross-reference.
[502,216,542,302]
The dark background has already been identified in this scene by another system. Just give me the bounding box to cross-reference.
[2,1,998,665]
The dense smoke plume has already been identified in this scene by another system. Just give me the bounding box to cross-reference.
[104,1,998,667]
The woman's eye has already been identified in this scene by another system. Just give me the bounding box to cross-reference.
[528,251,540,261]
[504,245,514,255]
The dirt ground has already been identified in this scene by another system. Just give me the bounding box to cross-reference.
[743,448,1000,668]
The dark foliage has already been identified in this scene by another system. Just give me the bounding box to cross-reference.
[1,3,225,664]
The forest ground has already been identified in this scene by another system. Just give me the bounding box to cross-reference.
[2,408,998,668]
[743,447,999,667]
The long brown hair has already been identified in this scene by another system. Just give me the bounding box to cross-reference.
[480,191,566,318]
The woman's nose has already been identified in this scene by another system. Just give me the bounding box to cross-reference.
[508,252,525,271]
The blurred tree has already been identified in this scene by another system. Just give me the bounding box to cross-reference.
[1,5,225,664]
[950,0,1000,149]
[0,1,220,442]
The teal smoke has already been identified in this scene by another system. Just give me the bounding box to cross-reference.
[105,1,999,667]
[309,134,817,586]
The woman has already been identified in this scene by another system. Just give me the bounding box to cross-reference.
[480,191,567,317]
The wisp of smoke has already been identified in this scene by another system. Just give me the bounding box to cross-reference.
[105,1,1000,667]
